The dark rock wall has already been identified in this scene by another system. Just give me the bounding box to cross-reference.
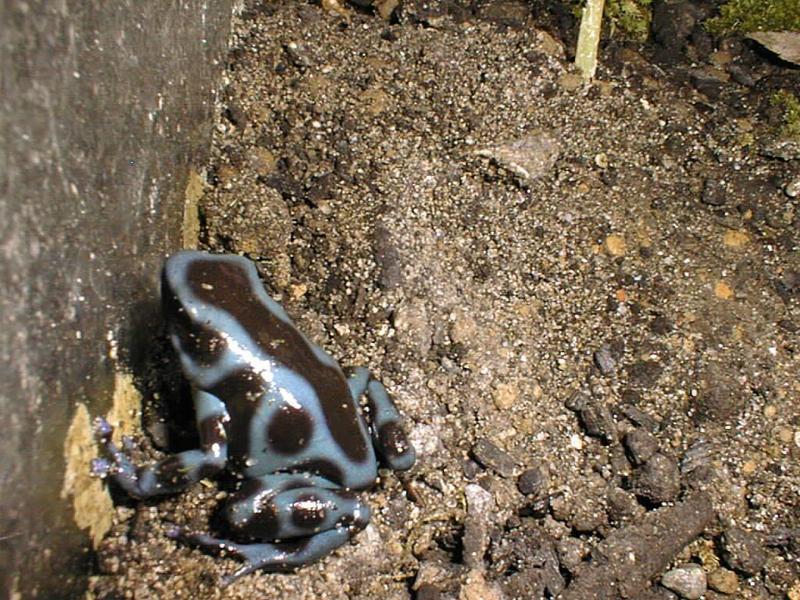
[0,1,231,596]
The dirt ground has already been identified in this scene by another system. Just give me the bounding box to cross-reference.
[90,1,799,598]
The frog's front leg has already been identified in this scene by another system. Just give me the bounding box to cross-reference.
[93,390,229,498]
[348,368,416,471]
[177,473,371,585]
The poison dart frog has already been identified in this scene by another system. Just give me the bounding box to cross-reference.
[94,250,416,584]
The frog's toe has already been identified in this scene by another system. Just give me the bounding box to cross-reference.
[93,416,114,441]
[90,457,111,478]
[164,524,182,539]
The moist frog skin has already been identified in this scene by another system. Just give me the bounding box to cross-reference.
[94,250,416,585]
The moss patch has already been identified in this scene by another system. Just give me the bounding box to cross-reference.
[605,0,653,42]
[771,90,800,141]
[707,0,800,36]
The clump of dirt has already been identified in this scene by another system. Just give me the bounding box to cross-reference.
[90,1,799,599]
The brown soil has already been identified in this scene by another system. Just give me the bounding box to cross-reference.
[90,1,799,599]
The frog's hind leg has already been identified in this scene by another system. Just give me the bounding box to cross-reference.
[347,367,416,471]
[181,528,358,586]
[176,473,370,585]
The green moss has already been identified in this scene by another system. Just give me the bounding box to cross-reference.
[771,90,800,141]
[605,0,653,41]
[706,0,800,35]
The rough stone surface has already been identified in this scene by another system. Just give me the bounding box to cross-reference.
[0,2,231,597]
[633,452,681,504]
[721,526,769,576]
[560,493,714,600]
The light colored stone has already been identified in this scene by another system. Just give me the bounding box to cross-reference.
[661,564,707,599]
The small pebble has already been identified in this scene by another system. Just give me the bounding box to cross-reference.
[721,526,768,576]
[493,382,519,410]
[577,400,617,444]
[707,567,739,595]
[605,234,627,257]
[517,464,550,498]
[624,428,659,466]
[702,178,727,206]
[593,345,617,374]
[714,281,733,300]
[785,177,800,198]
[633,452,681,503]
[463,484,494,569]
[661,564,707,599]
[470,438,516,478]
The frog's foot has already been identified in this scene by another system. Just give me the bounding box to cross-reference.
[175,473,371,584]
[92,417,143,495]
[348,368,416,471]
[178,527,359,586]
[92,415,227,499]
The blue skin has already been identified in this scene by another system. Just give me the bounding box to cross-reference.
[94,251,416,585]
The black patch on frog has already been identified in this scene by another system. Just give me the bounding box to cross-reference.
[208,368,263,466]
[378,422,411,462]
[291,493,327,530]
[162,272,228,367]
[227,481,280,540]
[267,404,313,455]
[185,258,370,466]
[290,458,345,487]
[199,414,228,453]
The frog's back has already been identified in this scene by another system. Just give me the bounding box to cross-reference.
[162,251,376,489]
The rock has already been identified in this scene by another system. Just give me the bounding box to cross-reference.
[785,177,800,198]
[284,41,312,69]
[632,452,681,504]
[415,583,442,600]
[593,345,617,374]
[475,131,561,184]
[620,404,661,432]
[517,464,550,498]
[707,567,739,594]
[727,64,756,87]
[661,564,707,599]
[575,399,617,444]
[604,234,627,257]
[624,429,659,466]
[463,484,494,569]
[692,364,745,422]
[470,438,516,478]
[651,1,698,54]
[721,526,768,576]
[747,31,800,66]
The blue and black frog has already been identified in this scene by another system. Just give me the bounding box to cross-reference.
[94,250,416,584]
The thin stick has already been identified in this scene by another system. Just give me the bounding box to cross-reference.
[575,0,606,80]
